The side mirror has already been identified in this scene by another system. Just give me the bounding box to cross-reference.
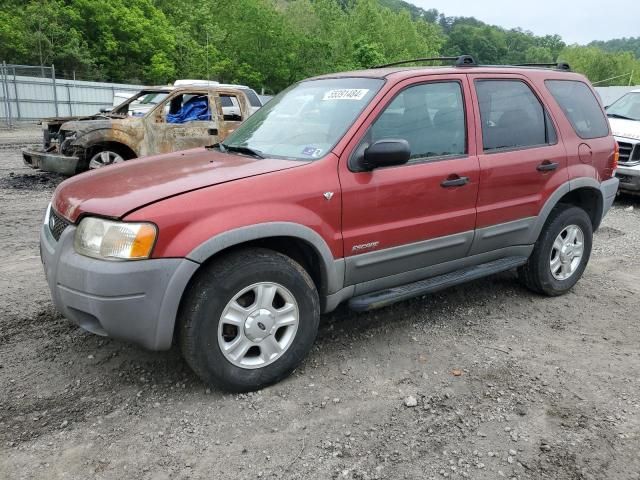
[354,139,411,171]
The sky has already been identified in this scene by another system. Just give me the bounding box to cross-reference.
[410,0,640,44]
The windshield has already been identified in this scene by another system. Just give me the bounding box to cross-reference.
[111,90,171,116]
[607,92,640,121]
[222,78,384,160]
[139,92,169,105]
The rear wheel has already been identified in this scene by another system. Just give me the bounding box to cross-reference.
[518,205,593,296]
[179,248,320,392]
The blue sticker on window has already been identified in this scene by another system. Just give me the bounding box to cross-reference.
[302,146,323,157]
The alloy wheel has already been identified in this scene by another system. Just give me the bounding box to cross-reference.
[549,224,585,281]
[88,150,125,169]
[217,282,299,369]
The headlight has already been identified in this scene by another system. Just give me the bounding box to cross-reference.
[74,217,157,260]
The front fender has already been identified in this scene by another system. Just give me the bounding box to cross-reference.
[70,123,143,156]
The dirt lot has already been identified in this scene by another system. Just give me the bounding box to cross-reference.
[1,134,639,480]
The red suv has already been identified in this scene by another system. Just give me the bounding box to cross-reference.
[41,56,619,392]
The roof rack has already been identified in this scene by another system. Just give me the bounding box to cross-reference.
[513,62,571,71]
[373,55,478,69]
[371,56,571,71]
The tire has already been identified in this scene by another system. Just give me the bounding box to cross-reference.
[518,204,593,296]
[179,248,320,392]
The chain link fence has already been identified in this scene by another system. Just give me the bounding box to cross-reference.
[0,63,144,128]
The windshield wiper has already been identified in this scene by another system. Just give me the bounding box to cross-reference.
[607,113,636,120]
[220,143,264,159]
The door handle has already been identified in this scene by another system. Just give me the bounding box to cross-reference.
[208,128,219,136]
[440,175,469,188]
[537,160,559,172]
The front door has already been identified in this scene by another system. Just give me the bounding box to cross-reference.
[339,75,480,287]
[467,74,569,254]
[144,90,219,156]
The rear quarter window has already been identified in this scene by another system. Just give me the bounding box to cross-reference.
[242,89,262,107]
[545,80,609,139]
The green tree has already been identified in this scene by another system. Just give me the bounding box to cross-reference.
[444,24,507,64]
[559,46,639,86]
[1,0,638,90]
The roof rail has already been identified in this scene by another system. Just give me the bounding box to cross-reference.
[514,62,571,71]
[373,55,478,69]
[371,56,571,71]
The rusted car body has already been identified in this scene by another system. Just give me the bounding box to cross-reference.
[23,86,252,175]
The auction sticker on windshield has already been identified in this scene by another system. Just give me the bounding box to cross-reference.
[302,146,323,157]
[323,89,369,101]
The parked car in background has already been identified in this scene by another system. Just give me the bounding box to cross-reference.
[606,89,640,193]
[22,85,253,175]
[40,56,618,392]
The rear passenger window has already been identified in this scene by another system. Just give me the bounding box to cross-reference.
[476,80,555,151]
[545,80,609,139]
[368,81,466,161]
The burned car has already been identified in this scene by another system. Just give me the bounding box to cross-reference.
[22,85,253,175]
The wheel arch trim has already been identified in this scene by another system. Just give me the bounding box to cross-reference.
[186,222,344,295]
[529,177,610,242]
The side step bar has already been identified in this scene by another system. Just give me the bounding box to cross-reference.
[348,256,528,312]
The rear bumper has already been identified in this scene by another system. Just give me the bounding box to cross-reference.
[40,223,199,350]
[23,148,79,176]
[615,164,640,192]
[601,177,619,218]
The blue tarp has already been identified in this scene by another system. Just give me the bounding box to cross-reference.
[166,96,211,123]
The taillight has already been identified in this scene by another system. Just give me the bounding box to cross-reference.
[605,142,619,179]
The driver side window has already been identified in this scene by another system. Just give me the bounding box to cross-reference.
[163,93,212,124]
[368,81,467,162]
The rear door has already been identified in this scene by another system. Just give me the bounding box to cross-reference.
[467,74,568,254]
[339,74,480,288]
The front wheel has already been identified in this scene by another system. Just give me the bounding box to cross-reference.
[518,205,593,296]
[179,248,320,392]
[88,150,126,169]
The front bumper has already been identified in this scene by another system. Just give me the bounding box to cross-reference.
[23,148,79,176]
[615,164,640,192]
[40,222,199,350]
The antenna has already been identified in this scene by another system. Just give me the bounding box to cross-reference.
[206,31,210,81]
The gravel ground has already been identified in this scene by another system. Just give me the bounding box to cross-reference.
[1,139,639,480]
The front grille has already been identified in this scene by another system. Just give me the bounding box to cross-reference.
[49,209,71,241]
[617,140,640,165]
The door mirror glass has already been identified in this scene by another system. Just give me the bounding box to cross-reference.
[357,139,410,171]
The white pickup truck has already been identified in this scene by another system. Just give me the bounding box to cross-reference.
[606,89,640,193]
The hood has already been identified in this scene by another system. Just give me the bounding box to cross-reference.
[609,117,640,141]
[60,117,140,135]
[53,148,307,222]
[44,114,123,128]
